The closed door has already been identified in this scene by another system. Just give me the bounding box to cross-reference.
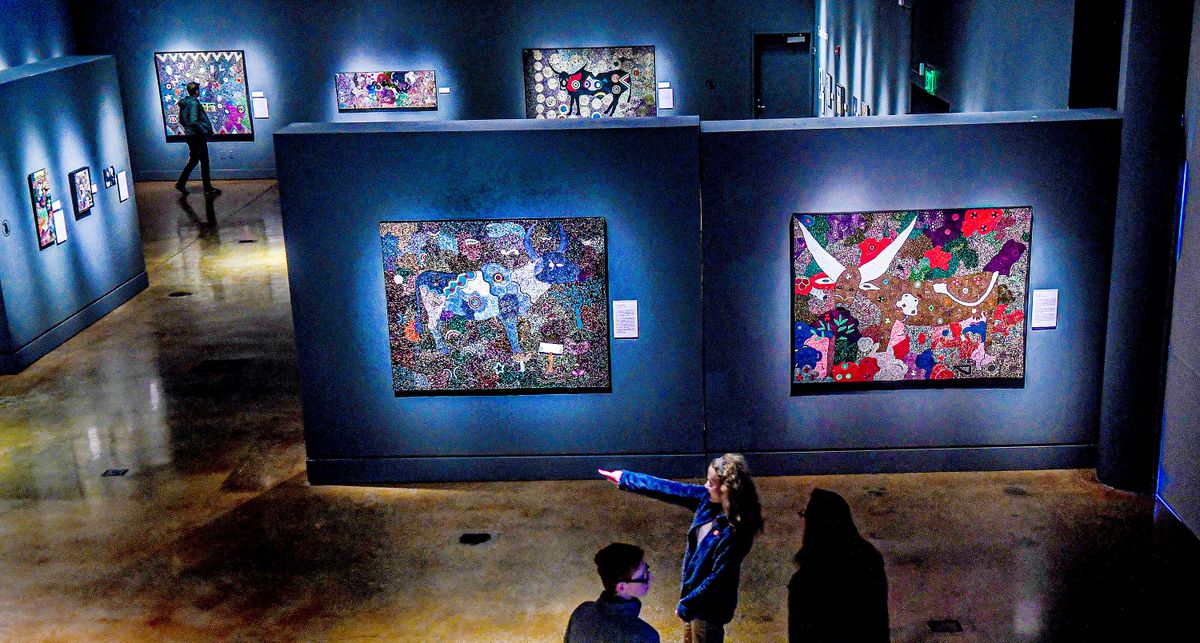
[753,33,813,118]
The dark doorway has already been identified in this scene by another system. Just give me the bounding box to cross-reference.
[753,33,813,118]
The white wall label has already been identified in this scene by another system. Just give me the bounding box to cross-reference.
[438,87,451,94]
[117,171,129,202]
[613,300,639,338]
[1031,289,1059,329]
[52,204,68,243]
[658,88,674,110]
[252,96,270,119]
[657,81,671,89]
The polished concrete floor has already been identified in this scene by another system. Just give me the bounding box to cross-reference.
[1,180,1196,641]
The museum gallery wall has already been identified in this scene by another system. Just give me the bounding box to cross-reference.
[792,207,1031,385]
[1,55,147,372]
[381,218,611,394]
[335,71,438,111]
[523,46,656,118]
[154,50,253,141]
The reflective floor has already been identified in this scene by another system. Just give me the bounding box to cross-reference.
[0,180,1196,641]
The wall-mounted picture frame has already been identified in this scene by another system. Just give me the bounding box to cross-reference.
[69,167,95,218]
[102,166,116,188]
[335,70,438,112]
[28,169,56,249]
[381,217,612,395]
[154,50,253,142]
[523,46,656,119]
[791,207,1033,390]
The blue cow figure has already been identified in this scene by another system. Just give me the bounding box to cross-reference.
[523,222,581,284]
[414,262,531,354]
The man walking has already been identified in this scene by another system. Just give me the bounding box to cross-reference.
[175,82,221,196]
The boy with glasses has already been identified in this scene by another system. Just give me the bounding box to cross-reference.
[565,542,660,642]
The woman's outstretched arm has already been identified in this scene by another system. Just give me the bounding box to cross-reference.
[598,468,709,510]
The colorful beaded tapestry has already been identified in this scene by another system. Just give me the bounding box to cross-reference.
[792,207,1032,385]
[155,50,253,141]
[523,46,655,119]
[335,71,438,111]
[381,218,611,394]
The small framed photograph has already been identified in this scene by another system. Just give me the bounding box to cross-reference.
[69,167,95,218]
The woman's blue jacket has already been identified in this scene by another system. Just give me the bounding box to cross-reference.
[619,471,754,625]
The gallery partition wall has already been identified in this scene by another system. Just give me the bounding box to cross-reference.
[274,110,1122,483]
[0,56,147,373]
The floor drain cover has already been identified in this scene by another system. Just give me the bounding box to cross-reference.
[928,619,963,633]
[168,291,193,298]
[101,468,129,477]
[459,533,492,545]
[238,239,257,244]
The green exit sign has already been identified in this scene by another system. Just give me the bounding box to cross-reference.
[919,63,941,95]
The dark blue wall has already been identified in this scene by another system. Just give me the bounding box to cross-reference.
[815,0,912,116]
[911,0,1075,113]
[74,0,813,180]
[700,111,1121,474]
[1098,0,1196,492]
[1159,0,1200,538]
[0,56,148,372]
[0,0,74,70]
[275,118,705,483]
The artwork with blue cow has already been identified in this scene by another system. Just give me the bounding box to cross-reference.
[381,218,611,394]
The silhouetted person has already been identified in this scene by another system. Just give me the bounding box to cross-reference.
[175,81,221,196]
[566,542,659,643]
[788,489,889,642]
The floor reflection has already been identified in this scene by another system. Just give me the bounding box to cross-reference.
[0,180,1196,640]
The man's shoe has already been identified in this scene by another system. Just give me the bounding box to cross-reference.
[203,187,222,196]
[174,182,189,195]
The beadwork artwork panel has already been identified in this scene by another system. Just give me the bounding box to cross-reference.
[335,70,438,111]
[523,46,655,119]
[154,50,253,141]
[792,207,1032,386]
[381,218,611,394]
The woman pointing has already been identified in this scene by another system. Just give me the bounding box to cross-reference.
[599,454,764,643]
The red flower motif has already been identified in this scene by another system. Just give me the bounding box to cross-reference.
[924,246,952,271]
[963,209,1003,236]
[930,364,956,379]
[857,237,893,264]
[795,276,814,295]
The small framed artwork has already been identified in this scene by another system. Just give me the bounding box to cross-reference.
[103,166,116,188]
[850,96,859,116]
[28,169,57,249]
[864,103,872,116]
[69,167,95,218]
[825,73,833,108]
[836,85,846,116]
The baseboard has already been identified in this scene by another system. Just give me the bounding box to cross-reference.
[306,445,1096,484]
[136,169,277,181]
[740,444,1097,475]
[0,271,149,374]
[306,453,710,485]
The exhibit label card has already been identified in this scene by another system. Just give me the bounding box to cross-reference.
[117,171,129,202]
[1031,289,1059,329]
[658,88,674,110]
[252,96,270,119]
[52,201,68,244]
[613,300,639,338]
